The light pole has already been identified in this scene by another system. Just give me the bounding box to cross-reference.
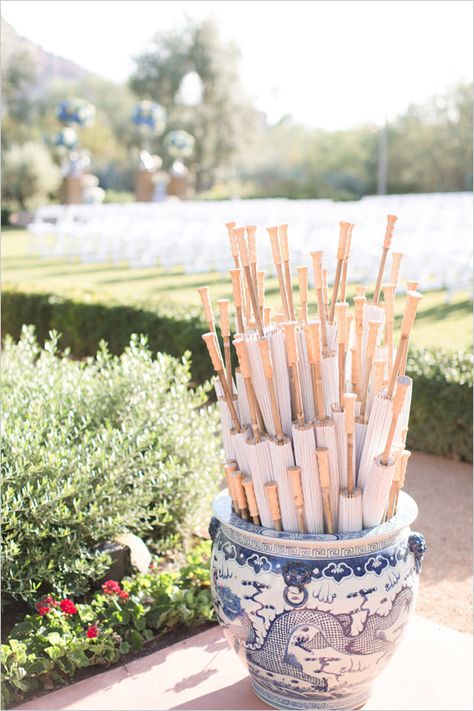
[377,121,388,195]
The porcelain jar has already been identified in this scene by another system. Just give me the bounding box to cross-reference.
[209,490,426,710]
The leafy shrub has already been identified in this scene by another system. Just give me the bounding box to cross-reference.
[1,288,213,385]
[1,142,61,210]
[1,542,215,707]
[406,347,473,462]
[1,328,221,603]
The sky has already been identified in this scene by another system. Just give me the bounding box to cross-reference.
[2,0,472,129]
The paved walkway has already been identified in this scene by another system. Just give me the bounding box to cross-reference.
[16,617,473,711]
[403,452,472,633]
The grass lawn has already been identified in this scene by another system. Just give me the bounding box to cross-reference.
[2,228,472,350]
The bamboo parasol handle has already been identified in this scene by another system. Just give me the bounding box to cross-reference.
[264,481,282,531]
[280,224,296,320]
[390,252,404,290]
[242,476,260,525]
[197,286,214,331]
[231,471,249,520]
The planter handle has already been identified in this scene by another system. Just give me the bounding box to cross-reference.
[209,516,220,543]
[408,532,427,573]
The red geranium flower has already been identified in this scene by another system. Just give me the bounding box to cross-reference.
[86,625,99,639]
[35,595,59,615]
[118,590,129,600]
[43,595,59,607]
[60,598,77,615]
[102,580,121,595]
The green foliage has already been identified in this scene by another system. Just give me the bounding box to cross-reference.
[1,328,221,603]
[1,543,215,707]
[1,142,61,209]
[387,83,473,193]
[406,348,473,462]
[1,288,213,384]
[129,17,259,191]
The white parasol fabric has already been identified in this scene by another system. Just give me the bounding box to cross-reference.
[268,328,293,438]
[296,327,316,422]
[269,438,298,532]
[357,394,393,490]
[292,423,324,533]
[244,436,273,528]
[362,456,396,527]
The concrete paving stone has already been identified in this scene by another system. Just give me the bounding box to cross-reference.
[15,615,473,711]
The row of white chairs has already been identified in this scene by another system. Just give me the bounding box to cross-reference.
[27,193,473,292]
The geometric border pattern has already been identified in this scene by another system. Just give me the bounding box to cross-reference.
[220,523,405,559]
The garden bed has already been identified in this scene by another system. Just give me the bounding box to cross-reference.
[1,543,216,708]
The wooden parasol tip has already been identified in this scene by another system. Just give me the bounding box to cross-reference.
[217,299,230,337]
[355,285,368,297]
[229,268,243,307]
[338,222,351,258]
[401,290,423,337]
[246,225,257,263]
[202,332,222,372]
[267,225,281,265]
[384,214,398,249]
[310,250,324,288]
[264,481,281,528]
[242,476,259,520]
[366,320,380,358]
[296,266,308,303]
[406,280,419,291]
[233,337,251,379]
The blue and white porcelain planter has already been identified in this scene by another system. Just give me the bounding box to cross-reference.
[209,490,426,710]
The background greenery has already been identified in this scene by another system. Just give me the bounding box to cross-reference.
[1,328,221,603]
[1,16,472,207]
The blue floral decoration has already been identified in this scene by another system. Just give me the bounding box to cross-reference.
[365,555,389,576]
[322,561,353,582]
[247,554,272,575]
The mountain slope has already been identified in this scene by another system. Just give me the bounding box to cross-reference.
[1,17,89,91]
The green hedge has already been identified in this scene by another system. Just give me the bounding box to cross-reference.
[2,288,472,462]
[2,288,213,385]
[405,348,472,462]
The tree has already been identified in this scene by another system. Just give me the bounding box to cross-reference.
[2,142,61,209]
[129,18,258,191]
[387,82,473,194]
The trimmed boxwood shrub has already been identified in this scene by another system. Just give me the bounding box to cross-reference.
[1,327,222,604]
[1,288,213,385]
[405,347,472,462]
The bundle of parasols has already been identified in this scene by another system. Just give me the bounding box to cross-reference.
[198,218,423,535]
